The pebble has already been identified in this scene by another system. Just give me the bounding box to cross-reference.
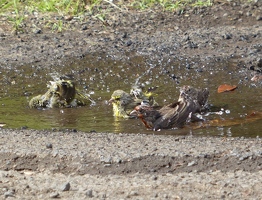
[187,161,198,167]
[50,192,60,198]
[129,190,139,196]
[100,156,112,164]
[33,28,42,34]
[239,155,249,161]
[223,33,232,40]
[60,182,70,191]
[4,189,15,198]
[86,189,94,198]
[151,175,158,180]
[256,15,262,21]
[46,143,53,149]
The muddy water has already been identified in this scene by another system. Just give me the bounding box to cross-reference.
[0,54,261,137]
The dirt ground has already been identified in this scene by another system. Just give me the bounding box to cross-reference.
[0,1,262,199]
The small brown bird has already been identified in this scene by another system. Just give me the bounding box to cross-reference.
[178,85,209,112]
[130,86,209,130]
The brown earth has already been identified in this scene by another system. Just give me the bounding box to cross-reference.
[0,1,262,199]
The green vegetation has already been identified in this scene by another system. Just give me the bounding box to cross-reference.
[1,0,86,14]
[130,0,213,11]
[0,0,256,32]
[5,0,25,33]
[1,0,86,33]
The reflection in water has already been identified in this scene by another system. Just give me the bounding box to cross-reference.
[112,117,128,133]
[0,54,261,137]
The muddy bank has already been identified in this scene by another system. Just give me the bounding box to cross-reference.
[0,1,261,72]
[0,129,262,199]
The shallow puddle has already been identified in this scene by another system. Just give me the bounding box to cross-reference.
[0,54,261,137]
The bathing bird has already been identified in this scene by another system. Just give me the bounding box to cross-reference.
[130,86,209,130]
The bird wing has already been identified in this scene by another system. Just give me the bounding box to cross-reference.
[153,100,196,130]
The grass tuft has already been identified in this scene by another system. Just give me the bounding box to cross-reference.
[6,0,25,33]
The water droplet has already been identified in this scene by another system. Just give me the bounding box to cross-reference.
[225,110,230,114]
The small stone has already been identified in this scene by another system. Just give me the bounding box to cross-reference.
[256,15,262,21]
[239,155,249,161]
[100,156,112,164]
[46,143,53,149]
[129,191,139,196]
[61,182,70,191]
[246,11,252,16]
[151,175,158,180]
[4,189,15,198]
[187,161,197,167]
[199,154,209,158]
[86,189,93,197]
[33,28,42,34]
[82,25,88,30]
[64,15,73,21]
[50,192,60,198]
[126,40,132,46]
[223,33,232,40]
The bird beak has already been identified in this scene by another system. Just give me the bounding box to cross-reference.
[108,98,115,104]
[129,109,138,116]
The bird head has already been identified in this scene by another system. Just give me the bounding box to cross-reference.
[109,90,133,105]
[109,90,135,118]
[130,104,156,129]
[129,101,153,115]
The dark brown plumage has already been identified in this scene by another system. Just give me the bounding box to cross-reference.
[178,85,209,112]
[131,86,209,131]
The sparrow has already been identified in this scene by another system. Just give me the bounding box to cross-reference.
[130,86,209,130]
[178,85,209,112]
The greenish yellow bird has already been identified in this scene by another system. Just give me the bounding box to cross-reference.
[109,87,158,118]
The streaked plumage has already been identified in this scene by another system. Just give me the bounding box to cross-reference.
[178,85,209,112]
[29,76,94,109]
[130,86,209,130]
[29,79,76,108]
